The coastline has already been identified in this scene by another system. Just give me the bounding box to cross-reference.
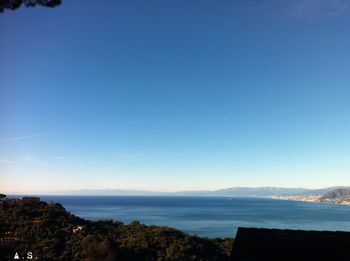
[0,196,234,260]
[270,196,350,206]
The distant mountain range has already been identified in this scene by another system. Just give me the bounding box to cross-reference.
[65,189,162,196]
[65,186,348,197]
[175,186,347,197]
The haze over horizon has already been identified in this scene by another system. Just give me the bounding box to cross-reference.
[3,183,350,197]
[1,0,350,193]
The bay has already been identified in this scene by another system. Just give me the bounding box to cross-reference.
[40,196,350,238]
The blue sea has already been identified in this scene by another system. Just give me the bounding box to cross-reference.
[40,196,350,238]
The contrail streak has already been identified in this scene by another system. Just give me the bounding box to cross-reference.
[0,120,148,143]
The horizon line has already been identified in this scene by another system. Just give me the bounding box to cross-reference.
[3,185,348,196]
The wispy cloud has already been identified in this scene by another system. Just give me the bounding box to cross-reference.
[95,152,140,160]
[0,120,148,144]
[0,133,51,143]
[22,155,48,166]
[0,159,16,164]
[55,156,80,164]
[261,0,350,22]
[288,0,350,21]
[117,152,139,160]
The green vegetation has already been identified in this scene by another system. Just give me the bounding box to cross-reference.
[0,198,233,260]
[0,0,61,13]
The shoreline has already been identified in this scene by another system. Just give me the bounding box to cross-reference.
[0,196,234,260]
[270,196,350,206]
[6,193,350,206]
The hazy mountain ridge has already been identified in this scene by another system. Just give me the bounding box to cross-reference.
[64,186,348,197]
[66,189,162,196]
[176,186,346,197]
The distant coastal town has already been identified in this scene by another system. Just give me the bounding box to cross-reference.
[271,188,350,206]
[271,195,350,206]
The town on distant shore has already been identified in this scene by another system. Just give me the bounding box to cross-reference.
[271,188,350,206]
[54,186,350,206]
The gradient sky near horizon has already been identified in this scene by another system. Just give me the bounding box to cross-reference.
[1,0,350,193]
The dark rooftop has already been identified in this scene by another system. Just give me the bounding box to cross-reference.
[231,227,350,261]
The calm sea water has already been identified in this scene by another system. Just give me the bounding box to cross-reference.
[40,196,350,238]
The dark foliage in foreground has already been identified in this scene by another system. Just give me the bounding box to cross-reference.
[0,0,61,12]
[0,199,233,260]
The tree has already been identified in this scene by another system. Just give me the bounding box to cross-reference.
[0,0,61,13]
[0,194,6,199]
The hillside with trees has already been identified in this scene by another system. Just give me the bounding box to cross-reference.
[320,188,350,205]
[0,196,233,261]
[0,0,61,12]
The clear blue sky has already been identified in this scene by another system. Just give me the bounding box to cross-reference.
[1,0,349,193]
